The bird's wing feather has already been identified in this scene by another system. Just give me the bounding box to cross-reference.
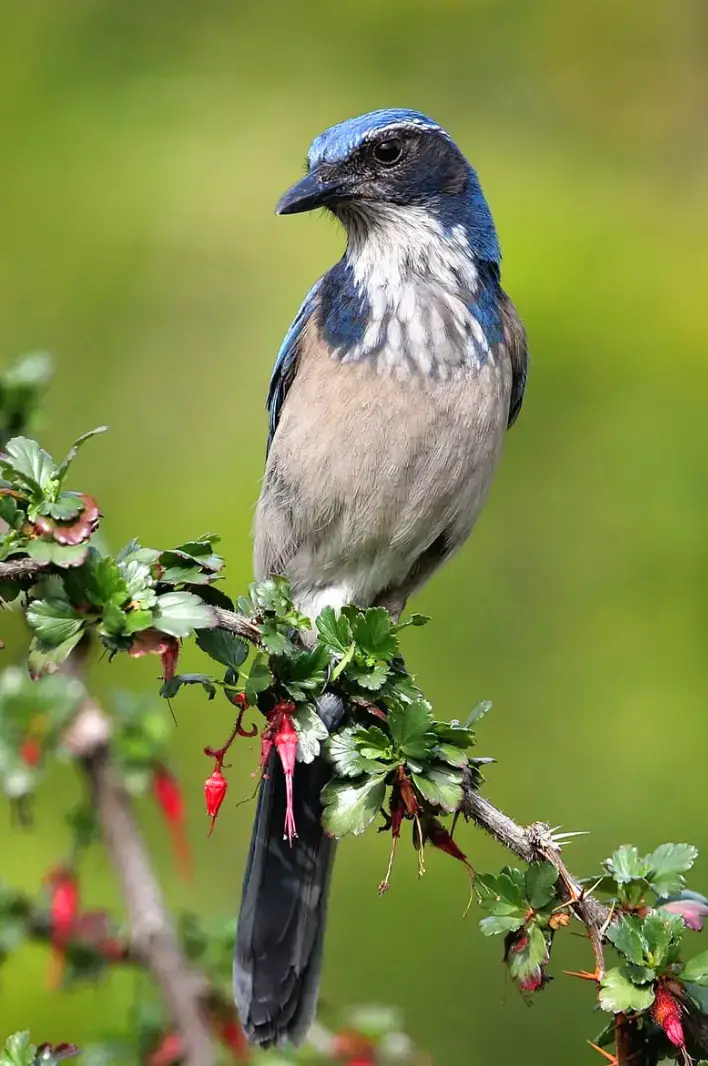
[497,289,528,427]
[267,278,323,451]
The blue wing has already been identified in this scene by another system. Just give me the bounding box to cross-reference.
[266,278,323,452]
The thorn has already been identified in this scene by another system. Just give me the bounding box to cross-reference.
[587,1041,618,1065]
[564,968,600,982]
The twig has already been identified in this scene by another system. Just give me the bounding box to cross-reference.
[66,693,216,1066]
[0,557,48,580]
[465,792,609,976]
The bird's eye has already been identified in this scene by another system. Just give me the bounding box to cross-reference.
[372,138,403,165]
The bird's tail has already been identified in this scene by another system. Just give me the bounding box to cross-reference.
[234,697,341,1048]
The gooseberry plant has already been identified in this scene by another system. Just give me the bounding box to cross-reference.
[2,352,708,1066]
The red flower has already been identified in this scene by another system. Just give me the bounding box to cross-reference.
[653,984,685,1049]
[19,735,42,767]
[153,764,191,878]
[661,898,708,932]
[274,712,299,845]
[46,866,79,987]
[148,1033,184,1066]
[129,630,180,682]
[217,1017,249,1060]
[205,766,228,836]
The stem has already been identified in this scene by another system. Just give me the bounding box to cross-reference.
[465,792,609,975]
[84,739,215,1065]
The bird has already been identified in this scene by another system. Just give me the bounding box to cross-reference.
[233,108,528,1048]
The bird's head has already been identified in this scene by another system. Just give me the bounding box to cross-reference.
[276,108,500,264]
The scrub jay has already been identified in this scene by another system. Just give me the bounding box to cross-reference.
[234,108,528,1047]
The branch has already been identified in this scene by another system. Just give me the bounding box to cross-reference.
[0,557,47,580]
[65,697,217,1066]
[465,792,609,976]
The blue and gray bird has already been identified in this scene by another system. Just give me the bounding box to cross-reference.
[234,108,528,1047]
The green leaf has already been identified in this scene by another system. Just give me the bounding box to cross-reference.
[351,607,399,660]
[326,726,386,778]
[241,655,272,703]
[598,967,656,1013]
[320,774,387,837]
[160,674,217,700]
[355,725,395,761]
[83,555,129,609]
[1,1032,37,1066]
[195,628,248,671]
[411,765,463,813]
[26,598,85,647]
[476,869,527,914]
[0,436,56,493]
[56,425,108,482]
[276,644,329,700]
[465,700,493,727]
[393,612,429,630]
[432,722,475,748]
[434,742,469,768]
[388,700,435,760]
[259,619,295,655]
[641,911,684,968]
[315,606,352,654]
[525,862,559,909]
[25,539,88,568]
[27,631,84,675]
[646,843,698,897]
[507,923,549,983]
[605,845,650,884]
[681,949,708,986]
[606,915,648,966]
[42,493,84,520]
[348,660,388,691]
[293,704,329,764]
[152,591,216,637]
[479,914,526,936]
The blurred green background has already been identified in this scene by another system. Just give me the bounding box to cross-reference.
[2,0,708,1061]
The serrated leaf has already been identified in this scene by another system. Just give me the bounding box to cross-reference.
[55,426,107,482]
[465,700,493,727]
[349,661,388,691]
[479,914,526,936]
[355,725,395,761]
[27,631,84,675]
[606,915,648,966]
[647,843,698,897]
[160,674,218,700]
[1,1032,37,1066]
[152,591,216,637]
[433,741,469,768]
[26,598,85,647]
[411,765,463,813]
[83,555,129,609]
[315,606,352,654]
[477,869,527,913]
[525,862,559,909]
[681,949,708,986]
[320,774,387,837]
[42,494,83,521]
[326,726,385,777]
[641,911,684,968]
[25,540,88,568]
[351,607,399,660]
[0,436,56,493]
[293,704,329,764]
[598,967,656,1013]
[388,700,435,759]
[195,628,248,670]
[605,845,650,884]
[507,923,549,983]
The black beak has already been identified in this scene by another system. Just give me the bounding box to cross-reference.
[276,170,348,215]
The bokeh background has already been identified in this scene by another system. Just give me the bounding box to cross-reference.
[2,0,708,1062]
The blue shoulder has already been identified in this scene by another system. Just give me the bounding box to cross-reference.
[266,278,323,450]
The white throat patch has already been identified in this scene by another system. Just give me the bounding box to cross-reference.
[336,204,491,378]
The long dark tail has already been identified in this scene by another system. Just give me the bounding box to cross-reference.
[234,697,342,1048]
